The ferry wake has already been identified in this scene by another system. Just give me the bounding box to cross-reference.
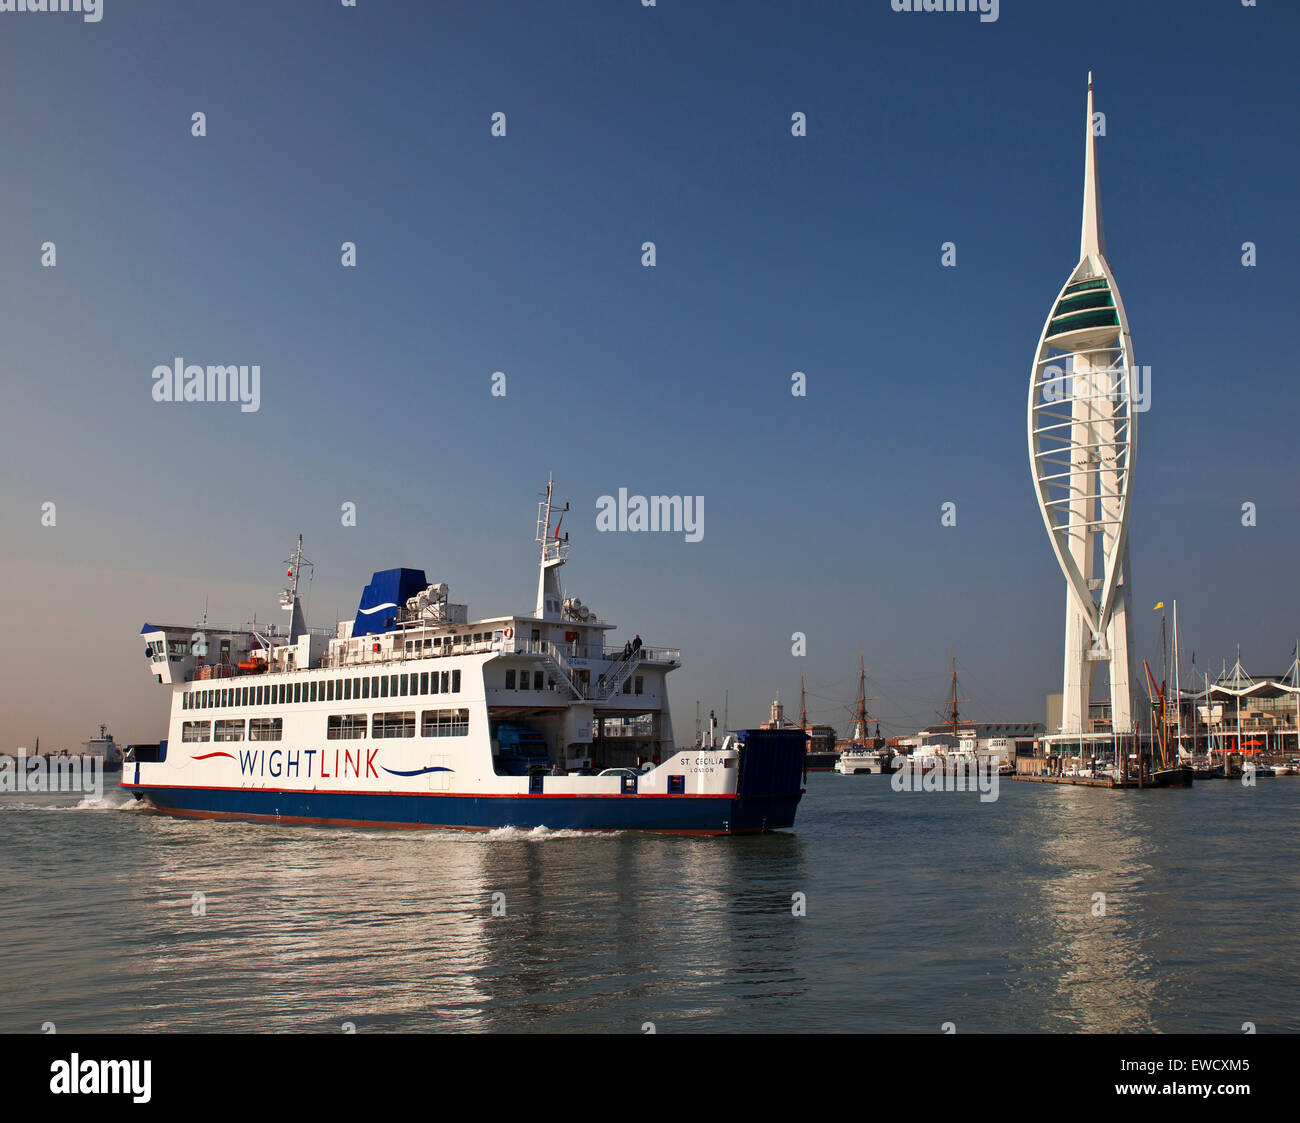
[124,479,805,834]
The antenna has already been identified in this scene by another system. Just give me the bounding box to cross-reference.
[280,535,313,642]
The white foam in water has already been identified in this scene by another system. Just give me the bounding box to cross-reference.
[77,792,140,811]
[342,824,621,842]
[478,825,618,842]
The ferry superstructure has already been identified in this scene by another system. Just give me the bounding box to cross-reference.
[123,479,805,834]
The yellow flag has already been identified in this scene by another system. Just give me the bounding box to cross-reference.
[1153,601,1164,610]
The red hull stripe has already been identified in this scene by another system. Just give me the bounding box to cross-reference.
[119,781,740,800]
[132,805,749,836]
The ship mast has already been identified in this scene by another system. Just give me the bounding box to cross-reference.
[852,650,874,745]
[280,535,313,642]
[534,474,570,620]
[799,673,808,731]
[941,652,972,746]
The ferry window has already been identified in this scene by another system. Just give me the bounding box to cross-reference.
[421,708,469,737]
[390,674,398,696]
[534,671,544,691]
[516,671,527,690]
[327,680,335,702]
[373,711,415,738]
[400,675,409,696]
[493,631,502,644]
[440,671,449,693]
[371,676,380,697]
[405,640,413,654]
[243,687,251,706]
[257,686,264,706]
[623,678,632,694]
[423,637,433,652]
[452,670,461,692]
[214,719,245,742]
[182,692,189,710]
[668,775,685,795]
[290,682,298,704]
[250,718,282,742]
[433,636,442,648]
[505,670,516,689]
[420,672,429,694]
[362,678,370,700]
[182,721,211,743]
[635,676,644,695]
[380,676,389,698]
[327,714,368,739]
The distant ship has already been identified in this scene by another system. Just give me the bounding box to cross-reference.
[123,479,805,834]
[82,724,123,773]
[833,655,894,774]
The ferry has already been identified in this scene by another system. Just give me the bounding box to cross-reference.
[122,479,805,834]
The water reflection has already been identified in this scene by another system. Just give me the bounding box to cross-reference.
[1,783,1296,1032]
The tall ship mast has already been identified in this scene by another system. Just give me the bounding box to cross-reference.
[123,479,806,834]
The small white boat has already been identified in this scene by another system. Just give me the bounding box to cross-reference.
[835,747,888,774]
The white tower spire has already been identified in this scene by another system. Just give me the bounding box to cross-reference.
[1028,75,1138,736]
[1080,71,1106,260]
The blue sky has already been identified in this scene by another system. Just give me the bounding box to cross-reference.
[2,0,1297,749]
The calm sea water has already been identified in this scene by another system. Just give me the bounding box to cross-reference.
[1,773,1297,1033]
